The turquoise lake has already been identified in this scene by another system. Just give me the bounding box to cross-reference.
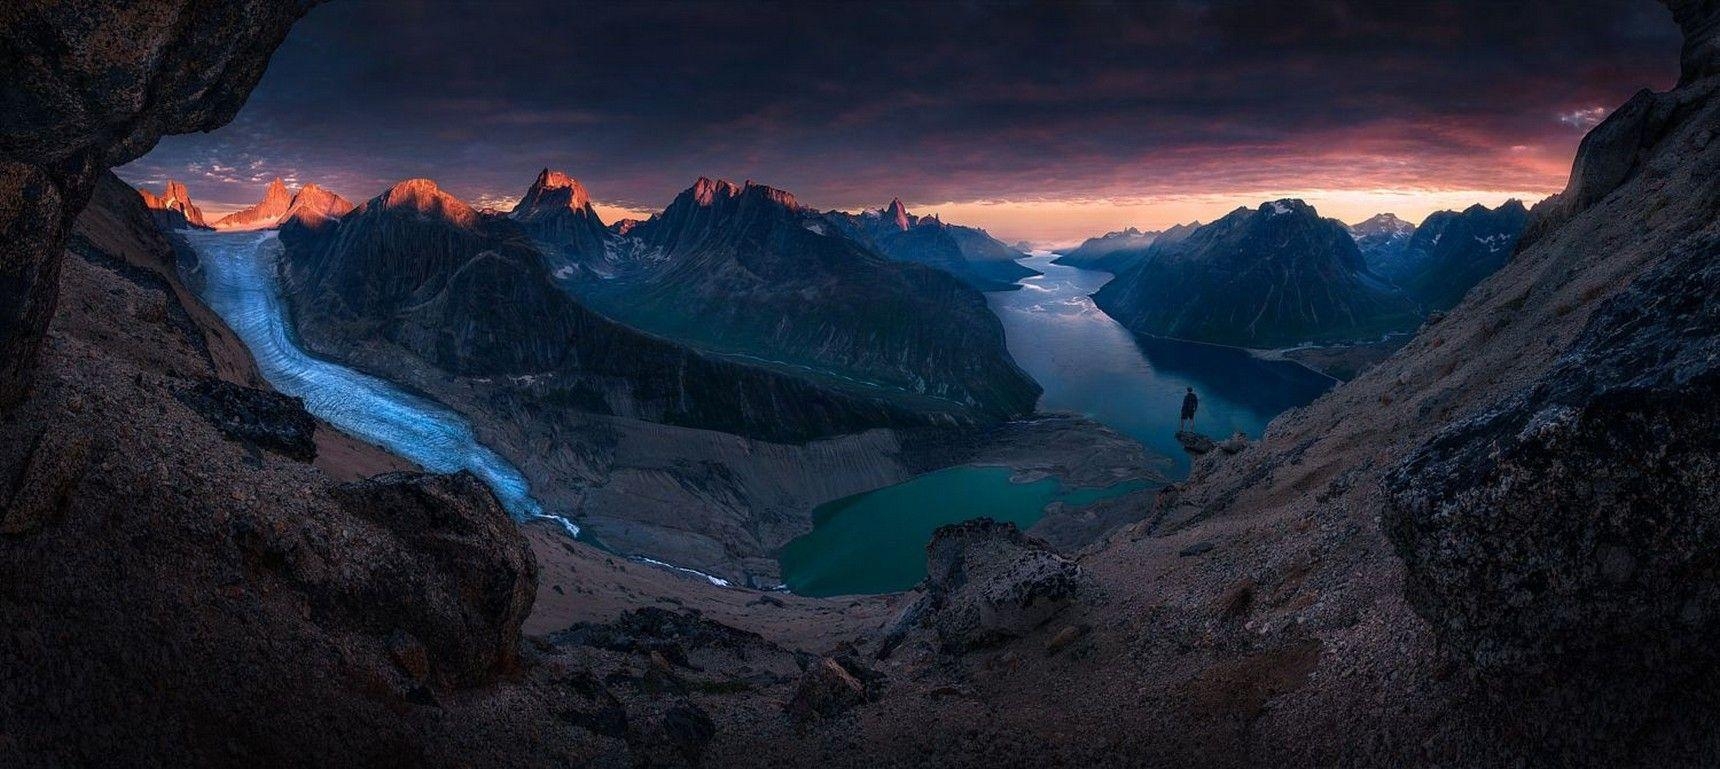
[777,253,1335,596]
[778,466,1148,597]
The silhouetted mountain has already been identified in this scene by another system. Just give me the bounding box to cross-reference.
[1391,201,1529,310]
[137,180,210,230]
[1093,200,1419,347]
[1348,213,1417,275]
[1051,227,1155,269]
[823,199,1038,291]
[1052,220,1201,273]
[278,178,1005,440]
[571,178,1040,417]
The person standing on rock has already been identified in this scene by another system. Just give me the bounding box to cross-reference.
[1179,387,1199,431]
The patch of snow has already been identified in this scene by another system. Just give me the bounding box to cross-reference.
[632,556,733,588]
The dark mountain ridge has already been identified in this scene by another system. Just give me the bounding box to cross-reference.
[1347,212,1417,275]
[1390,200,1530,310]
[557,177,1041,418]
[1052,220,1200,273]
[279,178,1002,441]
[823,198,1039,291]
[1093,199,1420,347]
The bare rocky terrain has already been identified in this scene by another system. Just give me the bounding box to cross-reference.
[3,1,1720,767]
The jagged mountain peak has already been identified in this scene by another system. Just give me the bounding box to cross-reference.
[212,176,295,229]
[674,177,801,212]
[1352,212,1414,233]
[1259,198,1316,217]
[510,168,594,221]
[140,179,193,210]
[281,183,354,229]
[885,197,912,230]
[1093,197,1412,346]
[137,178,209,228]
[1463,198,1528,217]
[680,177,801,209]
[690,176,744,205]
[369,178,478,226]
[743,180,800,209]
[532,167,580,190]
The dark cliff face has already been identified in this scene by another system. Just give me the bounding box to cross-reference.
[1093,200,1420,348]
[283,178,498,352]
[281,179,989,441]
[1385,0,1720,680]
[824,201,1038,292]
[0,0,318,408]
[1387,201,1529,311]
[580,178,1042,419]
[2,161,554,763]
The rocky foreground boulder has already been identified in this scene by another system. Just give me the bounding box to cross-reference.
[883,519,1090,655]
[1386,224,1720,674]
[173,377,318,461]
[1382,1,1720,682]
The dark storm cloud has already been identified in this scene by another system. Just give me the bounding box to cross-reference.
[120,0,1679,222]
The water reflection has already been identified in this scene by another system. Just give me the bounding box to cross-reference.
[987,253,1334,475]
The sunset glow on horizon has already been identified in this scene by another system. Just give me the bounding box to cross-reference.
[120,0,1678,246]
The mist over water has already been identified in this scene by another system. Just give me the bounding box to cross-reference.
[181,231,569,533]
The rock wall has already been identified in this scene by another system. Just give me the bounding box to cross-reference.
[1384,20,1720,674]
[0,0,316,408]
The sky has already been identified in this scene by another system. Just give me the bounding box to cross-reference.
[118,0,1681,246]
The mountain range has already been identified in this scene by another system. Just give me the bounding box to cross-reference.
[525,175,1040,416]
[1092,200,1420,348]
[1377,201,1529,310]
[138,176,355,232]
[822,199,1039,291]
[278,177,1007,441]
[1052,221,1200,273]
[1062,200,1530,348]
